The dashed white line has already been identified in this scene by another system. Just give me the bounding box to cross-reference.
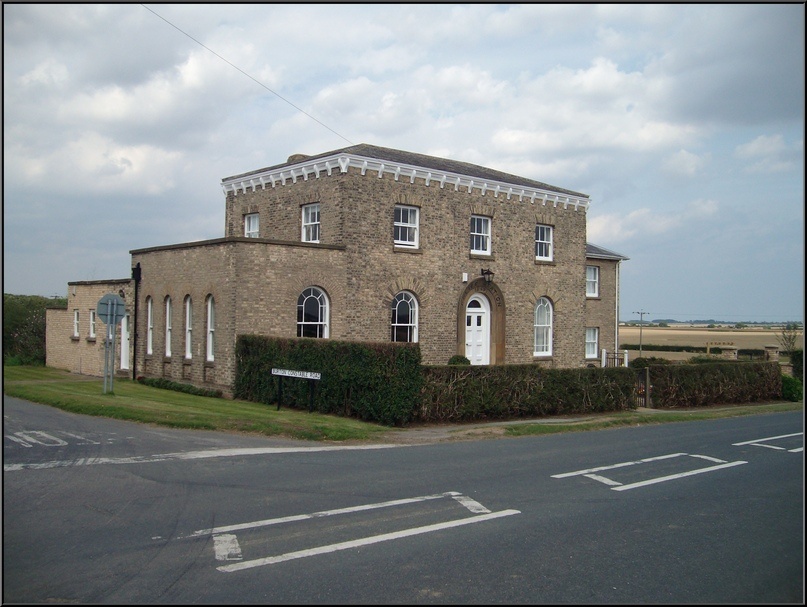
[3,444,404,472]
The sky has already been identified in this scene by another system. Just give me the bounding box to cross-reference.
[3,3,804,323]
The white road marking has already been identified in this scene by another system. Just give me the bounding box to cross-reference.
[551,453,686,478]
[3,444,404,472]
[217,509,521,573]
[611,461,747,491]
[184,492,457,538]
[213,534,242,561]
[553,452,747,491]
[732,432,803,453]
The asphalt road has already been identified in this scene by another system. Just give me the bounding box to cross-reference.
[3,396,804,604]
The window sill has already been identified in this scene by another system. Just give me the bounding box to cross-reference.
[86,337,97,343]
[71,336,80,342]
[586,296,601,300]
[469,253,494,261]
[534,259,556,267]
[532,355,553,361]
[393,245,422,254]
[204,360,215,368]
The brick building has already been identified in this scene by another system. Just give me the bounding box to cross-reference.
[46,144,628,395]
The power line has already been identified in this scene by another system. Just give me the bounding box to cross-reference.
[141,4,355,146]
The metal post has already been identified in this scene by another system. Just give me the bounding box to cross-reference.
[634,310,647,357]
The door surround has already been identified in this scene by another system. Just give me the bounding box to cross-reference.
[456,277,506,365]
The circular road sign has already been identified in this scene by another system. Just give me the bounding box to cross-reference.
[96,294,126,325]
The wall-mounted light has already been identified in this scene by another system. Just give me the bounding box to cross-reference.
[481,268,494,283]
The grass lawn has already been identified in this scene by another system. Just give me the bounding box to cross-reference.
[2,365,390,442]
[3,365,802,443]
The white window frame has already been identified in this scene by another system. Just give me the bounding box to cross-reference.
[533,297,553,357]
[146,297,154,355]
[586,327,599,359]
[297,287,329,338]
[470,215,491,255]
[165,296,172,357]
[394,205,419,248]
[391,291,418,343]
[206,295,215,362]
[89,310,96,338]
[535,224,553,261]
[302,204,320,243]
[244,213,259,238]
[184,295,193,359]
[73,310,80,337]
[586,265,600,298]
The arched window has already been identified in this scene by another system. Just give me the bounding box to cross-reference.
[184,295,193,359]
[391,291,418,342]
[297,287,329,338]
[206,295,215,362]
[165,296,172,357]
[146,297,154,355]
[534,297,553,356]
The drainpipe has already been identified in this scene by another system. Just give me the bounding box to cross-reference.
[131,263,141,380]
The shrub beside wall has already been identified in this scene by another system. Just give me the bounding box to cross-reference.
[234,335,422,426]
[417,365,637,423]
[646,362,782,408]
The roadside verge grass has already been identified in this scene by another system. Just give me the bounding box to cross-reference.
[3,366,802,442]
[2,366,389,442]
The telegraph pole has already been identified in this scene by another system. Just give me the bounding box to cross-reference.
[634,310,647,357]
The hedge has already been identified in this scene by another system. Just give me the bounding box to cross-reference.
[645,362,782,408]
[417,365,637,423]
[234,335,422,426]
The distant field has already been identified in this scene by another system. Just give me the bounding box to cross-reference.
[619,326,803,352]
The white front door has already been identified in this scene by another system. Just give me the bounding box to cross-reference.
[120,314,130,370]
[464,295,490,365]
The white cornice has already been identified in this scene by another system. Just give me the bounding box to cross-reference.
[221,153,590,211]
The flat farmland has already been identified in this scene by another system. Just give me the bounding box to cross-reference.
[619,326,803,358]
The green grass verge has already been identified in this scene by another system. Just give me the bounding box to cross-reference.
[504,401,803,437]
[2,365,389,442]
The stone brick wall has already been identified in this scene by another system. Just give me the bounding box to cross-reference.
[584,259,621,364]
[218,165,592,368]
[45,280,134,376]
[50,156,623,395]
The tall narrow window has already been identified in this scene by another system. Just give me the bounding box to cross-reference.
[534,297,553,356]
[297,287,328,338]
[586,327,599,359]
[89,310,96,338]
[206,295,215,362]
[302,204,320,243]
[165,296,172,357]
[535,224,553,261]
[73,310,80,337]
[146,297,154,355]
[391,291,418,342]
[586,265,600,297]
[184,295,193,359]
[244,213,259,238]
[470,215,491,255]
[394,205,419,248]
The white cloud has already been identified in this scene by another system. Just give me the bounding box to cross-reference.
[734,134,802,174]
[663,149,709,176]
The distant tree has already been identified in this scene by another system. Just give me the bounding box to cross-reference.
[777,323,801,356]
[734,323,747,329]
[3,294,65,365]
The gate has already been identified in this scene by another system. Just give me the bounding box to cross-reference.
[635,367,650,408]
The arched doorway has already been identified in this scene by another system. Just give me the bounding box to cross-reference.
[464,294,491,365]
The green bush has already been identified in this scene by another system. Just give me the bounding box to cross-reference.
[447,355,471,365]
[418,365,637,423]
[630,356,672,369]
[790,349,803,380]
[646,362,781,408]
[781,374,803,402]
[235,335,422,426]
[136,376,223,398]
